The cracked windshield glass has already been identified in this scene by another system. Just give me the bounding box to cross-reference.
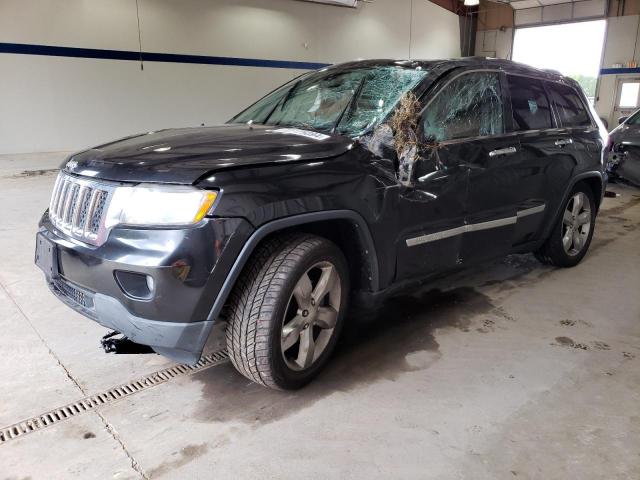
[231,66,428,136]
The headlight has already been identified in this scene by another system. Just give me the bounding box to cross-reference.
[105,185,218,227]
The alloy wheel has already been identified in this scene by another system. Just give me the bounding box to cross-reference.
[562,192,592,256]
[280,261,342,371]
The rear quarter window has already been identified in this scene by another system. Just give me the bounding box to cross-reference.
[546,82,592,128]
[507,75,554,131]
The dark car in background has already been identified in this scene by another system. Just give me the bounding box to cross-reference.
[36,58,607,390]
[608,109,640,186]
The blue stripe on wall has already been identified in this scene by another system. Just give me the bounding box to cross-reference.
[0,42,330,70]
[600,67,640,75]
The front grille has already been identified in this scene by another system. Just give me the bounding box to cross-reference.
[49,172,114,245]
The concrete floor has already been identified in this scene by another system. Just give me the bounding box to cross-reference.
[0,152,639,480]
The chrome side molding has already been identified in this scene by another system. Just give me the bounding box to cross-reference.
[406,204,546,247]
[488,146,517,157]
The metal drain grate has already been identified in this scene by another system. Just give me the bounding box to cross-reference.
[0,349,229,445]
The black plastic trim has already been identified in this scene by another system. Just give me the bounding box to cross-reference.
[205,210,379,323]
[543,171,605,240]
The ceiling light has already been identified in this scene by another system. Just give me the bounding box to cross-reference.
[464,0,480,5]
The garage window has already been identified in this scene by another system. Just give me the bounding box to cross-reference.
[546,83,592,128]
[619,82,640,108]
[421,72,504,142]
[508,75,553,131]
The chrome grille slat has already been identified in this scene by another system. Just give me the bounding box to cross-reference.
[48,172,115,246]
[90,191,107,234]
[54,179,70,219]
[85,189,102,237]
[79,187,94,236]
[63,184,79,225]
[71,186,89,232]
[49,175,63,215]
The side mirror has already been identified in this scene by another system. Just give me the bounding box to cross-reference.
[618,116,628,125]
[397,131,418,186]
[365,124,396,159]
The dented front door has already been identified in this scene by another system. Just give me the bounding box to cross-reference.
[394,69,510,279]
[393,151,469,280]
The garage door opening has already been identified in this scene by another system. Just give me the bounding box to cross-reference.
[512,20,607,103]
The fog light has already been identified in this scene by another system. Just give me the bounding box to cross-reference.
[146,275,155,294]
[114,271,155,300]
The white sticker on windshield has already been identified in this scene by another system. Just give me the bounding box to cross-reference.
[273,128,330,141]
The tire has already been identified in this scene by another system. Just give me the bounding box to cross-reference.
[225,233,349,390]
[535,182,596,267]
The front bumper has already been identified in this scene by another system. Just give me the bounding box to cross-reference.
[609,148,640,186]
[37,212,253,363]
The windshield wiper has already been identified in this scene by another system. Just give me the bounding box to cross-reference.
[262,79,302,126]
[331,75,368,135]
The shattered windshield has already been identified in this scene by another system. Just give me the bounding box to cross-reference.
[230,66,428,137]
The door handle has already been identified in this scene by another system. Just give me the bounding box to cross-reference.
[418,169,449,183]
[554,138,573,147]
[488,146,517,157]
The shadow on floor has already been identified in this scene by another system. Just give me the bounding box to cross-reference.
[192,286,498,426]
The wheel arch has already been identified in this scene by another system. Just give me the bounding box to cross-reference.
[206,210,379,323]
[542,171,604,241]
[579,175,604,210]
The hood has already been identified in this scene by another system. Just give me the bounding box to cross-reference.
[64,124,354,184]
[610,122,640,145]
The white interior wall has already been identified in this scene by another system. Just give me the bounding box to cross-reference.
[0,0,461,154]
[411,0,462,59]
[595,14,640,126]
[475,28,514,59]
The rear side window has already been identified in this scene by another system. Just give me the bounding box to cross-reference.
[546,82,592,127]
[507,75,553,131]
[421,71,504,142]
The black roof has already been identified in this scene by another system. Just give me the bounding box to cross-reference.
[328,57,568,83]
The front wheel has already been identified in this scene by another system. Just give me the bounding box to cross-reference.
[226,233,349,390]
[535,183,596,267]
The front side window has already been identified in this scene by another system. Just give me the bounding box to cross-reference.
[547,82,592,128]
[508,75,553,131]
[421,72,504,142]
[230,66,428,137]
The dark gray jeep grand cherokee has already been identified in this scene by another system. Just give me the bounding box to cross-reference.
[36,58,607,389]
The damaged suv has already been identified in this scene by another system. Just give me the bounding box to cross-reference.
[36,58,607,389]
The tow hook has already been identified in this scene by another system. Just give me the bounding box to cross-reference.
[100,331,154,354]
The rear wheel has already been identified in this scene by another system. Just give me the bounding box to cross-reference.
[535,183,596,267]
[226,233,349,390]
